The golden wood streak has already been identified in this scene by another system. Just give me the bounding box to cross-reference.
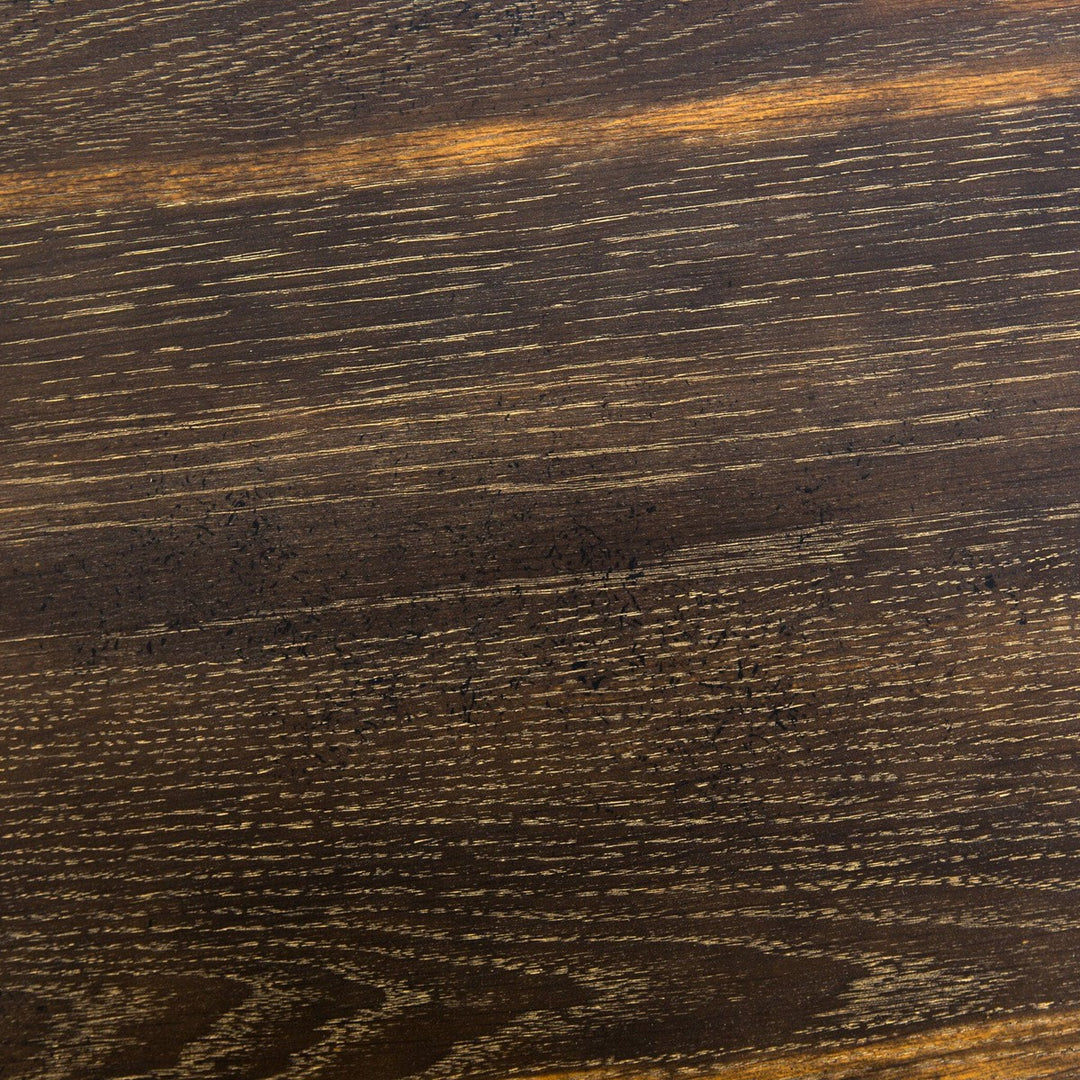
[518,1007,1080,1080]
[1,57,1077,216]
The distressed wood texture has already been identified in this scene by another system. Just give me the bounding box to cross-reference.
[4,2,1080,1078]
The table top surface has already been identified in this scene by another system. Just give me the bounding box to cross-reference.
[3,3,1080,1079]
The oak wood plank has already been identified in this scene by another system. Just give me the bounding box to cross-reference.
[3,3,1080,1078]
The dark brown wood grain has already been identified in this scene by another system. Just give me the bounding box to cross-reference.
[3,2,1080,1078]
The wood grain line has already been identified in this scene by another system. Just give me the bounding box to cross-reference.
[874,0,1080,9]
[517,1007,1080,1080]
[1,56,1078,217]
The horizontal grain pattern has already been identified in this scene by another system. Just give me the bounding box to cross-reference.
[520,1006,1080,1079]
[2,56,1080,215]
[5,3,1080,1079]
[4,0,1079,173]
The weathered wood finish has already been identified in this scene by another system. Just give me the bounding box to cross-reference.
[3,2,1080,1078]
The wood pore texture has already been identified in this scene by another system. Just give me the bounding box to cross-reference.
[3,2,1080,1078]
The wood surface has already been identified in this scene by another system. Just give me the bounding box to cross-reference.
[3,2,1080,1078]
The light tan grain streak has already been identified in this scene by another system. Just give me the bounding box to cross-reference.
[0,58,1077,215]
[516,1006,1080,1080]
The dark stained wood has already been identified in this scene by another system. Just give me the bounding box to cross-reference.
[3,2,1080,1078]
